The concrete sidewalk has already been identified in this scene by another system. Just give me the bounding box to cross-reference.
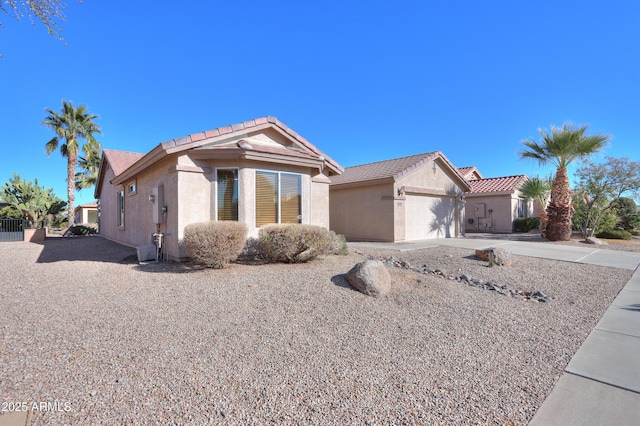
[350,237,640,425]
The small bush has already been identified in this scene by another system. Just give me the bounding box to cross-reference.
[595,229,632,240]
[258,224,333,263]
[184,221,247,268]
[328,230,348,255]
[513,217,540,233]
[69,224,97,235]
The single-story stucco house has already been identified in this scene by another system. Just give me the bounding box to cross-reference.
[95,116,343,261]
[329,151,471,242]
[460,171,535,233]
[74,202,98,225]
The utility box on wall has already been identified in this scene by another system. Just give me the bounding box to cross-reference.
[152,184,165,224]
[474,203,486,218]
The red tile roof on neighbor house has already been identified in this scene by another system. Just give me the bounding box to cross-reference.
[467,175,528,194]
[458,166,484,180]
[102,149,145,177]
[330,151,470,190]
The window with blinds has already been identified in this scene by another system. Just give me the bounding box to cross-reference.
[280,173,301,224]
[217,169,239,221]
[255,171,301,227]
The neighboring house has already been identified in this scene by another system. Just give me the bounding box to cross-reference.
[462,173,533,233]
[95,116,343,261]
[457,166,484,181]
[330,151,471,242]
[74,202,98,225]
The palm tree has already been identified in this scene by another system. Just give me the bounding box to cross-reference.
[75,138,102,190]
[519,123,610,241]
[519,175,552,238]
[43,100,101,227]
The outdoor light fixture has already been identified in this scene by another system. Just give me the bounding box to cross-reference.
[149,194,155,203]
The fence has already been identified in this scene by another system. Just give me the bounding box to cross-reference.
[0,218,26,242]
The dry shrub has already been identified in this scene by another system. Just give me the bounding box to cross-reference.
[258,224,334,263]
[328,230,348,255]
[184,221,247,268]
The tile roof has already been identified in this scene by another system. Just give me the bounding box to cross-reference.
[159,116,342,174]
[467,175,528,194]
[330,151,470,191]
[102,149,145,177]
[458,166,484,180]
[330,152,440,185]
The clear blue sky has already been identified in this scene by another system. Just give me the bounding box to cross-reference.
[1,1,638,206]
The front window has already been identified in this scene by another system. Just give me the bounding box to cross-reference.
[117,190,125,227]
[255,171,301,227]
[517,198,529,218]
[217,169,238,221]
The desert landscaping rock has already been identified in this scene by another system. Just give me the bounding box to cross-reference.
[584,236,608,245]
[475,247,513,266]
[346,259,391,297]
[357,251,551,302]
[0,236,635,424]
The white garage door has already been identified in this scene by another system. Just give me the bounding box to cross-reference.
[405,195,456,240]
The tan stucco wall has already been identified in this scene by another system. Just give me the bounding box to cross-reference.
[464,193,532,233]
[99,154,331,261]
[329,183,395,241]
[395,158,466,239]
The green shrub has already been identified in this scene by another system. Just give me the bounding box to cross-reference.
[595,229,632,240]
[513,217,540,233]
[184,221,247,268]
[69,224,97,235]
[258,224,333,263]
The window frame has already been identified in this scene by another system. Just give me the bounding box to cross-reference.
[517,198,529,218]
[215,168,239,222]
[127,180,137,196]
[254,170,302,227]
[117,188,125,228]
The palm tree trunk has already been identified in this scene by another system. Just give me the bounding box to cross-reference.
[67,151,77,227]
[545,167,573,241]
[539,209,548,238]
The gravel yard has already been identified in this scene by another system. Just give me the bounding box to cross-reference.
[0,236,635,425]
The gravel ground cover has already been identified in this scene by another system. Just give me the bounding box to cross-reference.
[0,236,636,425]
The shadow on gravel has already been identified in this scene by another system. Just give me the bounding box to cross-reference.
[131,261,203,274]
[35,236,136,263]
[331,274,359,292]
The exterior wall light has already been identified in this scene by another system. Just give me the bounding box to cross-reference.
[149,194,155,203]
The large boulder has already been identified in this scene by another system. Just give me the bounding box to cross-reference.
[475,247,513,267]
[347,259,391,297]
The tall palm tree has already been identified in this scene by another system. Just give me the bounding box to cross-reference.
[519,175,552,238]
[75,138,102,190]
[44,100,101,227]
[519,123,610,241]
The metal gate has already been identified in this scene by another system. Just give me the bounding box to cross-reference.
[0,218,25,242]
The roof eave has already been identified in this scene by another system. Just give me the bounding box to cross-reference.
[111,144,168,186]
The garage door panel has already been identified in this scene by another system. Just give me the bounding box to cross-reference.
[405,195,456,240]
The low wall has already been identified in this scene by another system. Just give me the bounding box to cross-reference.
[24,228,46,242]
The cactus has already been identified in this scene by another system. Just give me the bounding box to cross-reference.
[0,173,66,228]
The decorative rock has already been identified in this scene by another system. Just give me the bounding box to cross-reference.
[346,259,391,297]
[353,250,551,303]
[584,236,608,246]
[475,248,513,267]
